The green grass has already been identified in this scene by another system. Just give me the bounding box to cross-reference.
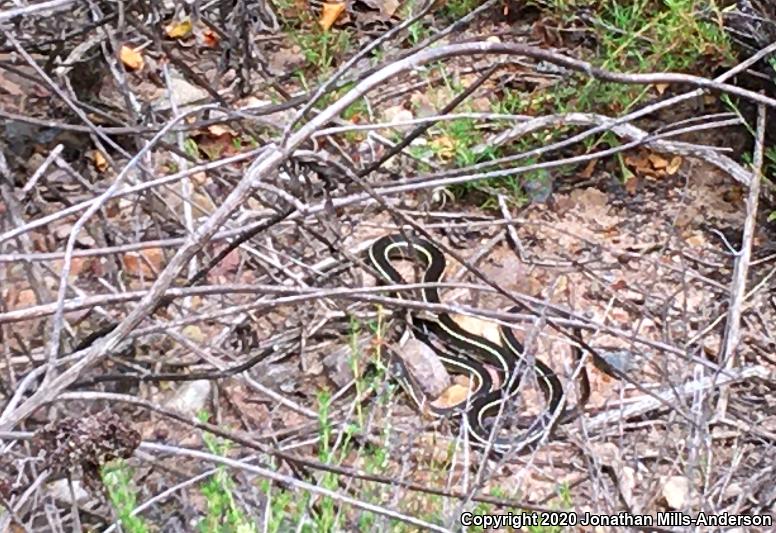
[293,28,352,74]
[437,0,735,206]
[253,314,397,532]
[103,461,150,533]
[197,412,257,533]
[550,0,731,114]
[573,0,732,113]
[106,309,578,531]
[441,0,480,19]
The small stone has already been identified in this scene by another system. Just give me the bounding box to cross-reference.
[399,338,450,398]
[662,475,691,509]
[382,106,414,132]
[165,380,211,417]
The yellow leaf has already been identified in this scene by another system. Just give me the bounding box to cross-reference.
[666,156,682,175]
[91,150,108,172]
[119,45,144,71]
[165,18,193,39]
[319,2,345,31]
[430,135,455,160]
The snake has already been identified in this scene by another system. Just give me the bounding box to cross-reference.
[368,233,588,453]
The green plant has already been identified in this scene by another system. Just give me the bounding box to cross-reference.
[442,0,479,18]
[293,27,352,73]
[183,137,199,159]
[260,478,294,533]
[198,412,257,533]
[408,21,429,45]
[492,88,527,115]
[764,145,776,174]
[103,461,150,533]
[574,0,731,112]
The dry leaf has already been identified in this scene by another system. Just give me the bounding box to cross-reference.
[430,383,471,409]
[119,45,144,71]
[624,152,658,177]
[12,288,37,310]
[123,247,164,277]
[655,83,669,95]
[165,380,211,417]
[580,158,597,178]
[624,176,638,194]
[206,124,235,137]
[666,156,682,175]
[182,325,205,342]
[208,247,242,280]
[685,231,706,247]
[201,28,220,47]
[91,150,108,172]
[382,105,414,131]
[648,153,668,169]
[190,171,209,186]
[381,0,400,16]
[573,187,608,207]
[319,2,345,30]
[453,314,500,345]
[430,135,455,160]
[197,133,232,160]
[165,18,193,39]
[53,257,91,279]
[191,191,215,215]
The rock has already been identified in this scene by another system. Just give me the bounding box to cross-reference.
[399,338,450,399]
[382,106,414,132]
[662,475,691,509]
[165,380,211,417]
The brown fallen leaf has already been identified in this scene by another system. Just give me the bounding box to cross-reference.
[207,247,242,281]
[429,383,471,409]
[381,0,400,16]
[685,231,706,247]
[319,2,345,30]
[666,156,682,175]
[580,158,597,178]
[655,83,669,95]
[647,153,668,169]
[624,175,638,194]
[123,248,165,277]
[10,288,37,310]
[119,45,144,71]
[91,150,108,172]
[206,124,235,137]
[358,0,400,16]
[452,314,501,345]
[197,133,233,160]
[53,257,92,279]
